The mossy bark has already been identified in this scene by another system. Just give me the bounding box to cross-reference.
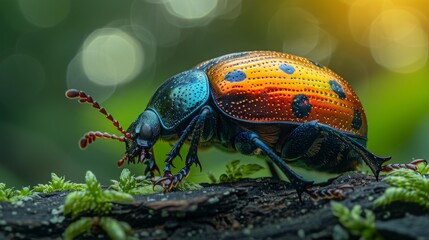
[1,173,428,239]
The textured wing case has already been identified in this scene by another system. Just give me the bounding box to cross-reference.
[147,70,209,130]
[199,51,367,138]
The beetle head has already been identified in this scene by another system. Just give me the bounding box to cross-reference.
[122,110,160,167]
[65,89,160,167]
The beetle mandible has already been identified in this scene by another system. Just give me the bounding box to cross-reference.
[66,51,391,199]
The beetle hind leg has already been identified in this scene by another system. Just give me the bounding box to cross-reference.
[306,184,354,201]
[155,107,211,191]
[381,159,427,173]
[234,132,313,201]
[281,121,391,180]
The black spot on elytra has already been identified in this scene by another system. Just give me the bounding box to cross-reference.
[224,70,246,82]
[279,64,295,74]
[352,109,362,130]
[329,80,346,99]
[292,94,312,118]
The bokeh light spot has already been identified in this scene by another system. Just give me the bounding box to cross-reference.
[67,53,117,103]
[164,0,218,20]
[348,0,390,47]
[81,28,144,86]
[130,1,182,47]
[268,7,336,62]
[18,0,70,28]
[269,8,320,55]
[369,9,428,73]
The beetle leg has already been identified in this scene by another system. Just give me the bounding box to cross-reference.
[155,107,211,191]
[282,121,391,180]
[332,132,391,180]
[381,159,427,173]
[266,161,280,179]
[235,132,314,201]
[183,107,214,172]
[155,166,191,192]
[164,114,200,169]
[143,148,160,178]
[306,184,354,201]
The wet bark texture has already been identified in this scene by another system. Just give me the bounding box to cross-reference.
[1,173,428,239]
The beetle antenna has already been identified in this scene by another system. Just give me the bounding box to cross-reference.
[79,131,126,149]
[65,89,131,139]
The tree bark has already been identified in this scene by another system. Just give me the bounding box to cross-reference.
[1,173,428,239]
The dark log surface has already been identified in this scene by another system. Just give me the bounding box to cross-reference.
[1,173,428,239]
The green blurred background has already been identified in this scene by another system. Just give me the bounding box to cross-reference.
[1,0,428,187]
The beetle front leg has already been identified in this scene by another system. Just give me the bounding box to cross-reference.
[163,115,200,172]
[155,107,212,191]
[143,148,160,177]
[234,132,313,201]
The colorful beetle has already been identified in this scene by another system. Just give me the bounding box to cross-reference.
[66,51,391,199]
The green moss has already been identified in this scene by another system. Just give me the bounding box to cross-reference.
[64,171,134,218]
[110,168,202,194]
[64,217,135,240]
[331,202,381,240]
[175,181,203,191]
[33,173,85,193]
[100,217,134,240]
[1,172,86,203]
[109,168,160,195]
[63,217,92,240]
[375,168,429,209]
[209,159,264,183]
[0,183,19,202]
[0,183,35,203]
[61,171,137,239]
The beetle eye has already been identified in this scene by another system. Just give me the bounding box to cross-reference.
[139,123,153,140]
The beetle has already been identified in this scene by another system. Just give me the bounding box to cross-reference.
[66,51,392,199]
